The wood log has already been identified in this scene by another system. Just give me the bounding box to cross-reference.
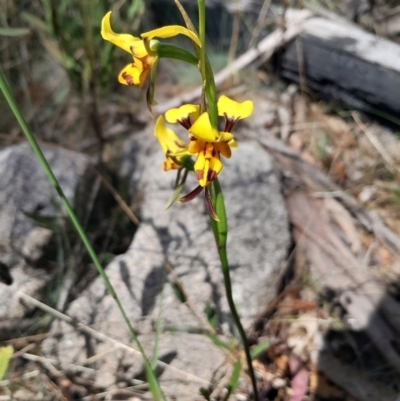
[280,15,400,114]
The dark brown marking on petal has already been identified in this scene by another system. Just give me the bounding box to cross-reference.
[142,59,150,69]
[224,116,240,133]
[189,135,197,141]
[204,187,219,221]
[196,169,204,181]
[178,117,192,130]
[211,148,216,157]
[207,169,218,182]
[178,185,203,203]
[122,71,134,86]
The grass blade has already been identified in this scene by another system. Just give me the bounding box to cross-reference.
[0,27,30,37]
[164,183,185,210]
[0,66,166,401]
[251,340,270,359]
[0,346,13,380]
[224,358,242,400]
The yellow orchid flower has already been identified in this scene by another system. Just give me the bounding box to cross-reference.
[154,116,189,171]
[217,95,254,132]
[187,112,233,186]
[193,142,224,187]
[101,12,201,87]
[162,96,253,188]
[165,104,200,129]
[163,105,230,187]
[189,112,234,143]
[158,95,253,210]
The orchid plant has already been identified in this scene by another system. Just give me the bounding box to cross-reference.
[101,1,258,399]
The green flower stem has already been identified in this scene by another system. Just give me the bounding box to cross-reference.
[210,179,259,401]
[197,0,218,128]
[0,67,166,401]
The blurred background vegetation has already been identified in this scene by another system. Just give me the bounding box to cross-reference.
[2,0,399,156]
[0,0,148,149]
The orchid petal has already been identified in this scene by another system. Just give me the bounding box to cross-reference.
[194,151,209,187]
[118,63,142,86]
[188,139,206,155]
[209,154,223,175]
[101,12,147,58]
[228,138,238,149]
[215,142,231,159]
[189,112,220,142]
[165,104,200,124]
[169,148,191,158]
[178,185,203,203]
[154,116,186,155]
[141,26,201,48]
[138,69,152,89]
[217,95,253,120]
[219,131,234,142]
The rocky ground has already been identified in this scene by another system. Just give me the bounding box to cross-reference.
[2,1,400,400]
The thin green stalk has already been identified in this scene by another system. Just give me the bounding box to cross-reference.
[197,0,218,127]
[0,67,165,401]
[198,0,206,85]
[210,180,259,401]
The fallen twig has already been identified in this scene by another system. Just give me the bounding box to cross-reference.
[352,112,396,172]
[244,128,400,375]
[256,135,400,253]
[18,291,211,386]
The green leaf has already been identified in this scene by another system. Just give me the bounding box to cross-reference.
[164,183,185,211]
[164,326,200,334]
[151,273,166,371]
[21,12,50,33]
[224,359,242,400]
[127,0,144,20]
[0,346,13,380]
[250,340,270,359]
[146,363,163,401]
[157,43,198,66]
[204,332,232,351]
[0,27,30,37]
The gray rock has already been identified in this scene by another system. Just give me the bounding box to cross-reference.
[0,143,91,321]
[122,127,290,329]
[43,125,290,395]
